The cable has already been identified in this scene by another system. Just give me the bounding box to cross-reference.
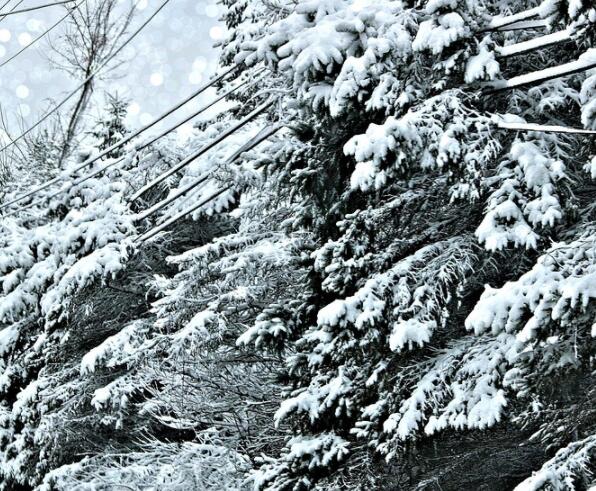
[0,0,76,16]
[0,0,173,157]
[136,186,230,243]
[6,72,254,214]
[0,0,86,69]
[2,156,126,218]
[0,65,238,212]
[0,0,13,12]
[129,98,274,202]
[0,0,25,25]
[134,123,282,223]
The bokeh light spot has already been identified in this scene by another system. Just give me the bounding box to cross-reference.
[18,33,32,47]
[209,26,225,41]
[188,71,203,85]
[139,112,153,125]
[150,72,164,86]
[128,102,140,116]
[0,29,11,43]
[16,85,29,99]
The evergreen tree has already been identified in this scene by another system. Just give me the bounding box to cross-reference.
[88,94,129,159]
[222,0,596,488]
[0,0,594,489]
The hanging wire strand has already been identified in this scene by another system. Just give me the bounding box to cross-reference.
[0,0,13,12]
[0,0,76,16]
[0,64,238,211]
[0,7,250,213]
[0,0,26,24]
[0,0,86,69]
[136,186,230,243]
[0,0,174,157]
[0,66,239,212]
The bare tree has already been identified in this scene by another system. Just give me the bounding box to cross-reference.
[47,0,135,165]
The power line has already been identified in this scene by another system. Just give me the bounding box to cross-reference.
[0,0,86,69]
[0,0,75,17]
[7,73,255,215]
[0,64,238,211]
[129,98,274,202]
[0,0,174,157]
[134,124,282,223]
[0,0,13,12]
[0,0,26,25]
[136,186,230,243]
[1,0,26,14]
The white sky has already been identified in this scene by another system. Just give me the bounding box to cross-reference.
[0,0,223,137]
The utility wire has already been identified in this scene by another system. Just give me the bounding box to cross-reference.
[0,64,238,211]
[129,98,274,202]
[0,0,86,69]
[0,0,75,17]
[8,73,257,215]
[0,66,238,212]
[136,186,230,243]
[0,0,13,12]
[0,0,173,157]
[134,124,282,223]
[0,0,26,25]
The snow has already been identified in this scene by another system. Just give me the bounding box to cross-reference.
[412,13,467,55]
[476,200,539,251]
[285,433,349,467]
[493,48,596,91]
[0,324,19,356]
[274,371,353,426]
[465,41,500,83]
[496,28,573,59]
[80,321,144,374]
[467,237,596,341]
[514,435,596,491]
[486,6,541,30]
[475,137,565,251]
[496,120,596,135]
[0,0,593,488]
[91,386,112,410]
[40,242,130,322]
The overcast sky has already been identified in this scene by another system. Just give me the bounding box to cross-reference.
[0,0,222,139]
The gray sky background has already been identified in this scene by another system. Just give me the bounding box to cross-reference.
[0,0,223,141]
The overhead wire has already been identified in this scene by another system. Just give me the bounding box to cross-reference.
[128,97,274,202]
[0,0,26,24]
[0,0,245,212]
[134,124,283,224]
[0,0,76,17]
[0,0,86,69]
[7,71,261,216]
[136,186,230,243]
